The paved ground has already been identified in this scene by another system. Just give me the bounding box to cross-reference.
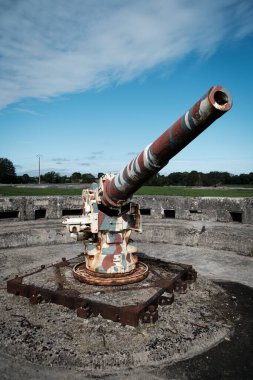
[0,241,253,379]
[138,242,253,288]
[1,240,253,287]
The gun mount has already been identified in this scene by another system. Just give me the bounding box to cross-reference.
[63,85,232,285]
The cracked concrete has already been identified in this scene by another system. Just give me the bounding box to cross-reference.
[0,216,252,379]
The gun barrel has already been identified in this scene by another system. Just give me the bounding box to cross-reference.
[101,85,232,208]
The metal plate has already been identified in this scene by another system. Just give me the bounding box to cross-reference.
[7,254,197,327]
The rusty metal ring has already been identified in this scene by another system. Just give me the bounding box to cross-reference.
[73,261,149,286]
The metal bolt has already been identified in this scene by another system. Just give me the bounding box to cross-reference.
[148,305,156,312]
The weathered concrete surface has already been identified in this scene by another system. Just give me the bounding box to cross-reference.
[0,242,252,379]
[0,200,252,379]
[1,242,252,289]
[1,195,253,224]
[0,196,82,221]
[1,281,252,380]
[138,243,253,288]
[136,219,253,257]
[0,243,237,378]
[136,195,253,224]
[156,281,253,380]
[1,218,252,257]
[0,220,73,249]
[1,276,235,372]
[0,243,81,282]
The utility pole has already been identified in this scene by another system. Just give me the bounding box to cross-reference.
[36,154,42,184]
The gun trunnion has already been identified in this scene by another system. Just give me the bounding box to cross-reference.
[63,85,232,285]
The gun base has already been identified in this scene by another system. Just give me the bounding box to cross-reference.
[73,261,149,286]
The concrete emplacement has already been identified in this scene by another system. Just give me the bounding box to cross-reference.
[0,194,253,379]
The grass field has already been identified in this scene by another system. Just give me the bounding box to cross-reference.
[0,185,253,197]
[0,186,82,196]
[136,186,253,197]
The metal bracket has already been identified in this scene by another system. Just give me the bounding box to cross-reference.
[7,255,197,327]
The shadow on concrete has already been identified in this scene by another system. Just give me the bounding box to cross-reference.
[159,281,253,380]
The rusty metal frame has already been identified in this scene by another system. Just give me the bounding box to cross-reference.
[7,255,196,327]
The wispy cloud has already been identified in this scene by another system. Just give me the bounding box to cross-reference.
[81,163,91,166]
[128,152,139,156]
[51,158,70,162]
[86,156,96,160]
[92,151,104,155]
[14,107,42,116]
[0,0,252,109]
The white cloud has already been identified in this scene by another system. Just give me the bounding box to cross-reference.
[51,158,70,162]
[0,0,252,108]
[14,107,42,116]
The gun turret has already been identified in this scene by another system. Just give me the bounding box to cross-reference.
[63,85,232,285]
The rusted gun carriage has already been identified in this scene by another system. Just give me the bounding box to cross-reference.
[7,86,232,326]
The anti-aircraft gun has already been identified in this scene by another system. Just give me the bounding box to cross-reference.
[63,85,232,286]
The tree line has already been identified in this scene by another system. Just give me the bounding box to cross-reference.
[0,157,253,186]
[146,171,253,186]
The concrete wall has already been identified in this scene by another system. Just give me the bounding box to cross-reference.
[0,196,82,221]
[0,196,252,256]
[0,220,74,249]
[136,196,253,224]
[0,196,252,224]
[132,219,253,257]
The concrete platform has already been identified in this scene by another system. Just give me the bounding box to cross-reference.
[1,281,252,380]
[138,243,253,288]
[1,242,252,288]
[0,222,253,379]
[0,243,238,379]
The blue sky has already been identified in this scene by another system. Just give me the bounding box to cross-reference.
[0,0,253,177]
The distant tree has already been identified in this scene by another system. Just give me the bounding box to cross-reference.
[82,173,96,183]
[59,175,68,183]
[98,172,105,179]
[70,172,82,183]
[0,158,16,183]
[167,172,188,186]
[16,174,38,184]
[145,171,253,187]
[21,174,30,184]
[221,172,232,185]
[248,172,253,184]
[239,173,250,185]
[202,173,212,186]
[42,171,61,183]
[187,171,202,186]
[201,171,231,186]
[145,173,166,186]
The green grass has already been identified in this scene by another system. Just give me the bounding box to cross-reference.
[224,184,253,188]
[0,185,253,197]
[0,186,82,196]
[136,186,253,197]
